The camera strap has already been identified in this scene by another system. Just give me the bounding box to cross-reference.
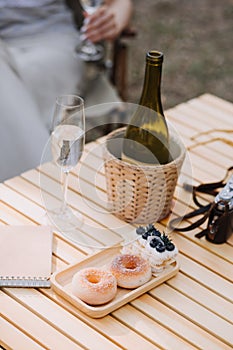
[169,166,233,238]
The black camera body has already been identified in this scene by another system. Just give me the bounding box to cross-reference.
[206,175,233,243]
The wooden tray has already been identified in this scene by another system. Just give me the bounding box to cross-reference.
[51,246,179,318]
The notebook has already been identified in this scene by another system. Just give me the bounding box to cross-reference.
[0,225,53,288]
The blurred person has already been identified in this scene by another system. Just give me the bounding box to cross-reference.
[0,0,132,181]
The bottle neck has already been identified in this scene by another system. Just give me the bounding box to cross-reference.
[139,56,164,115]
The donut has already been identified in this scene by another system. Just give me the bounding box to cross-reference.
[71,267,117,305]
[110,254,152,289]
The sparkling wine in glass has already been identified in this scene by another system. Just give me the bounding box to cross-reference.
[75,0,104,62]
[50,95,85,231]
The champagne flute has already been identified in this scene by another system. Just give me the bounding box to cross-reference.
[75,0,104,62]
[50,95,85,231]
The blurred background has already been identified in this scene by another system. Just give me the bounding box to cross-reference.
[126,0,233,109]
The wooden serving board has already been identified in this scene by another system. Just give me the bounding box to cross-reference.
[51,246,179,318]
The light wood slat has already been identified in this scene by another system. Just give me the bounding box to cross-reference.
[83,137,106,159]
[190,140,233,164]
[23,167,135,238]
[0,202,90,266]
[178,254,233,302]
[187,150,227,180]
[166,110,202,137]
[25,146,231,266]
[0,212,158,349]
[15,171,126,247]
[113,304,197,350]
[81,148,105,173]
[37,162,108,219]
[85,131,228,190]
[84,139,103,153]
[183,151,229,187]
[0,184,96,256]
[167,105,233,160]
[179,149,226,187]
[52,234,87,265]
[180,156,217,184]
[200,93,233,114]
[39,164,109,212]
[2,289,121,350]
[65,121,228,193]
[189,143,231,170]
[0,202,32,225]
[20,149,233,266]
[0,182,112,251]
[41,261,163,350]
[0,183,45,221]
[167,272,233,324]
[72,163,107,192]
[16,127,231,270]
[149,283,233,347]
[3,194,228,350]
[0,316,44,350]
[170,105,233,141]
[29,164,129,235]
[1,94,232,350]
[0,291,84,349]
[132,294,232,350]
[188,143,231,174]
[7,267,159,350]
[41,157,231,262]
[167,116,232,166]
[187,97,233,126]
[167,99,233,131]
[164,231,233,282]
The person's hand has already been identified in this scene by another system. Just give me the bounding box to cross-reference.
[82,5,122,43]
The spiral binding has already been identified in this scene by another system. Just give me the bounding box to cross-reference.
[0,276,51,288]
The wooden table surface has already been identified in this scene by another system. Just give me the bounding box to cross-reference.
[1,94,233,350]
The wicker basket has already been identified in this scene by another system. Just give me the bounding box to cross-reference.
[103,127,185,224]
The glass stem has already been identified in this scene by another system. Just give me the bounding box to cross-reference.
[61,171,69,214]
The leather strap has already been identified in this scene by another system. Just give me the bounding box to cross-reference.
[169,166,233,235]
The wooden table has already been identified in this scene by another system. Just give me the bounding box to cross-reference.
[1,94,233,350]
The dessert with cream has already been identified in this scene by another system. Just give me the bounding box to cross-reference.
[121,224,178,272]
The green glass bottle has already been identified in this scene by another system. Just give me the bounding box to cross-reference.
[122,50,169,165]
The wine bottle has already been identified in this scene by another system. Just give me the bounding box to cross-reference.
[122,50,169,165]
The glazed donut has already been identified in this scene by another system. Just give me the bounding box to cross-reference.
[71,267,117,305]
[110,254,152,289]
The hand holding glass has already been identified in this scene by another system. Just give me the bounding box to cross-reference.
[51,95,85,230]
[75,0,104,62]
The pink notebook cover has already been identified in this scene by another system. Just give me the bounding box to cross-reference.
[0,225,53,287]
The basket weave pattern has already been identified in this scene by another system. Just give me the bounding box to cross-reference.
[103,127,185,224]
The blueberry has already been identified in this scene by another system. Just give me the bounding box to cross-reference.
[136,226,145,235]
[166,242,175,251]
[147,224,155,232]
[156,243,166,253]
[149,238,158,248]
[151,228,161,237]
[142,232,149,240]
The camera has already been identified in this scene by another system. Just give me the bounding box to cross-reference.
[206,175,233,243]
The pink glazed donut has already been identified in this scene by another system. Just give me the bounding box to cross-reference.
[110,254,152,289]
[72,267,117,305]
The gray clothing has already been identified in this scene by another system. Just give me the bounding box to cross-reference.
[0,1,120,181]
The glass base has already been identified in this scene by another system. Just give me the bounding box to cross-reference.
[74,41,104,62]
[48,206,84,233]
